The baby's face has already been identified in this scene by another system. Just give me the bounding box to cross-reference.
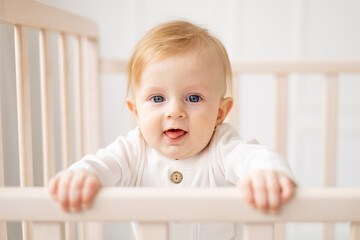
[128,52,232,159]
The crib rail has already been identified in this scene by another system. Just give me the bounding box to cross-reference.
[1,187,360,240]
[231,59,360,73]
[1,188,360,222]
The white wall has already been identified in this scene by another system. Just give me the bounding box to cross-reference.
[1,0,360,239]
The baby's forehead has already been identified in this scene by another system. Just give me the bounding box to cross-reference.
[133,52,226,95]
[144,52,224,77]
[152,50,222,68]
[129,46,231,98]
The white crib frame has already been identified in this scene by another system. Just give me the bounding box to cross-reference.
[1,0,360,240]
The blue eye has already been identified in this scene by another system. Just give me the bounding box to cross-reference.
[151,95,164,103]
[186,95,202,102]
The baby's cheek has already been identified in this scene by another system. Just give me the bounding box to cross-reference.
[191,121,215,147]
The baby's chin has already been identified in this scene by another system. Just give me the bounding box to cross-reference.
[156,146,203,160]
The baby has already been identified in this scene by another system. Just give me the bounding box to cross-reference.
[49,20,296,239]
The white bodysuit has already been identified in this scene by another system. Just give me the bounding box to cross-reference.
[69,123,295,239]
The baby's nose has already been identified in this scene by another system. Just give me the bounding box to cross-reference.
[166,102,186,119]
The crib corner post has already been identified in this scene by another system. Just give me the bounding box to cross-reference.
[244,223,274,240]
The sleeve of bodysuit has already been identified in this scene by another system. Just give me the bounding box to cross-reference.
[212,123,296,185]
[67,127,143,187]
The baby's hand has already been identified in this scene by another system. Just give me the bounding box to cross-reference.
[237,170,295,213]
[48,169,102,212]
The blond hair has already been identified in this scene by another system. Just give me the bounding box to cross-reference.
[126,20,232,96]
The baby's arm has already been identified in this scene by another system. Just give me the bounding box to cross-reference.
[237,169,295,213]
[48,169,102,212]
[47,129,142,212]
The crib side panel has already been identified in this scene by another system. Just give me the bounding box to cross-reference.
[1,0,103,239]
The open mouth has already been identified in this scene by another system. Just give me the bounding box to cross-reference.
[163,129,187,142]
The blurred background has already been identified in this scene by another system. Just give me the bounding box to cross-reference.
[1,0,360,239]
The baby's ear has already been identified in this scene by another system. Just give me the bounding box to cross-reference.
[126,98,138,119]
[216,97,233,126]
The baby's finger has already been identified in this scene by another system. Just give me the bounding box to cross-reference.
[57,171,73,212]
[279,173,295,203]
[48,173,62,198]
[81,174,101,209]
[68,171,87,212]
[265,171,280,212]
[251,173,267,211]
[237,177,254,206]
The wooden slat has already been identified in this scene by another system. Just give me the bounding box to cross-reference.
[65,219,75,240]
[274,73,288,157]
[14,25,33,187]
[76,37,87,240]
[1,188,360,222]
[244,223,274,240]
[60,36,86,240]
[0,96,7,240]
[73,36,84,161]
[37,28,64,240]
[33,222,64,240]
[138,222,168,240]
[90,38,101,151]
[322,223,335,240]
[77,222,103,240]
[351,222,360,240]
[274,224,285,240]
[0,0,98,38]
[59,32,76,240]
[322,73,338,187]
[58,33,72,169]
[321,73,338,240]
[273,73,288,240]
[83,38,101,154]
[39,29,55,186]
[14,24,33,240]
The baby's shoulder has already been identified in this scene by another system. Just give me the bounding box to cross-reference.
[213,123,239,141]
[212,123,258,145]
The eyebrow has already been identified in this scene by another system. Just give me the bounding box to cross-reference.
[184,84,210,95]
[141,86,164,94]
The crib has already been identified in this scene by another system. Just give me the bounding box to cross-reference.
[1,0,360,240]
